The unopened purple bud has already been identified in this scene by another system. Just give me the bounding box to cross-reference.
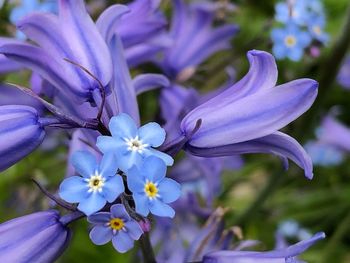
[0,105,46,172]
[0,210,71,263]
[139,218,151,233]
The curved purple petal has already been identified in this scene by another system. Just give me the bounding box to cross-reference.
[133,74,170,95]
[58,0,112,87]
[187,131,313,179]
[182,79,318,147]
[96,4,130,43]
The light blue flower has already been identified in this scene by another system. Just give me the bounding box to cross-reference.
[127,156,181,218]
[10,0,57,39]
[59,151,124,216]
[97,113,173,171]
[308,15,329,44]
[88,204,143,253]
[271,22,311,61]
[275,0,308,26]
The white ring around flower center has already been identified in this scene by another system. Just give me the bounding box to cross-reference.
[124,136,149,153]
[85,171,105,193]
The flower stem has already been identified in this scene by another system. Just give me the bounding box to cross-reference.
[321,210,350,263]
[139,233,156,263]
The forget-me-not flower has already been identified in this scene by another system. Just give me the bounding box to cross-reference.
[275,0,308,26]
[59,151,124,216]
[308,15,329,44]
[271,22,311,61]
[127,156,181,218]
[88,204,143,253]
[97,113,174,171]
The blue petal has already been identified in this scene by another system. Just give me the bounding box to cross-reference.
[112,231,134,253]
[103,176,124,203]
[118,151,143,171]
[96,4,130,42]
[96,136,125,154]
[59,176,88,203]
[133,74,170,96]
[143,148,174,166]
[71,151,98,178]
[87,212,111,224]
[126,166,145,192]
[125,221,143,240]
[99,153,119,177]
[109,114,138,139]
[110,204,130,220]
[149,199,175,218]
[288,47,304,62]
[77,193,107,216]
[108,36,140,125]
[89,225,112,245]
[133,193,150,217]
[138,122,166,147]
[142,156,167,182]
[158,178,181,203]
[272,44,287,60]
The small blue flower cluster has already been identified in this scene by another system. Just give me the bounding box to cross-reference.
[271,0,329,61]
[59,113,181,253]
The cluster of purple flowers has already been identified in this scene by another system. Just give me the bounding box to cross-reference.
[271,0,329,61]
[305,113,350,166]
[0,0,326,262]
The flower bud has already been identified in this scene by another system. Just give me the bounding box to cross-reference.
[0,210,71,263]
[0,105,45,172]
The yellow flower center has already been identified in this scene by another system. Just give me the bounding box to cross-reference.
[144,181,158,199]
[284,35,297,47]
[109,218,124,231]
[87,173,105,193]
[313,26,322,35]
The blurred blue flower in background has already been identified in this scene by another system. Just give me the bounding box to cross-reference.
[271,22,311,61]
[59,151,124,216]
[88,204,143,253]
[275,0,308,25]
[272,0,329,61]
[10,0,57,39]
[337,56,350,89]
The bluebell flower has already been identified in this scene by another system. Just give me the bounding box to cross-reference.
[88,204,143,253]
[0,210,71,262]
[97,113,173,171]
[127,156,181,218]
[10,0,57,39]
[180,50,317,179]
[158,0,238,81]
[275,0,308,26]
[271,22,311,61]
[203,232,325,263]
[337,56,350,89]
[59,151,124,216]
